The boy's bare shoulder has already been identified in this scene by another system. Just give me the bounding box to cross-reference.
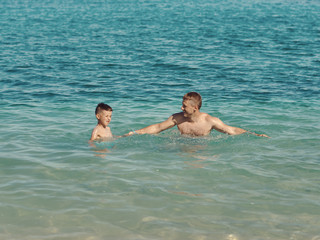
[90,125,99,140]
[91,125,100,134]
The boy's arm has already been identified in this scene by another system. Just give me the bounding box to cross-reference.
[209,116,269,137]
[126,115,177,136]
[90,128,98,141]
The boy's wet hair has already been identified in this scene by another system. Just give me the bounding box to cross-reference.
[95,102,112,115]
[183,92,202,109]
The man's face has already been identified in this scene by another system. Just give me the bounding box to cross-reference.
[181,100,196,117]
[97,110,112,127]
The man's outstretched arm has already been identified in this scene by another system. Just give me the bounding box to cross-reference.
[125,115,176,136]
[209,116,269,137]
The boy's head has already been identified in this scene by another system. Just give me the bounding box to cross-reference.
[95,102,112,115]
[95,103,113,127]
[183,92,202,110]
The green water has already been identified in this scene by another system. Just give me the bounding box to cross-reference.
[1,0,320,239]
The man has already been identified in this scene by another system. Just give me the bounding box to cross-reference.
[126,92,269,137]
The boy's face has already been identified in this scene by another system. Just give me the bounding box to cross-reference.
[181,100,197,117]
[96,110,112,127]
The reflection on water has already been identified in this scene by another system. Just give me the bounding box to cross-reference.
[168,190,203,197]
[184,156,219,169]
[1,0,319,238]
[89,138,116,158]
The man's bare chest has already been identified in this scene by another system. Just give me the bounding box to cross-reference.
[177,121,211,136]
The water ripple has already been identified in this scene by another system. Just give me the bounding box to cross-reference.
[1,0,320,239]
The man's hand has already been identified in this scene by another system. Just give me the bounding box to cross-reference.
[255,133,270,138]
[248,132,270,138]
[120,131,137,137]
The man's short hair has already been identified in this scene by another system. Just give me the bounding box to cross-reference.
[183,92,202,109]
[95,102,112,115]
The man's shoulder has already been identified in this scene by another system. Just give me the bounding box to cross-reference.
[171,112,184,123]
[202,112,220,122]
[172,112,184,118]
[201,112,213,119]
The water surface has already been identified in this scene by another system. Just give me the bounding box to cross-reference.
[1,0,320,239]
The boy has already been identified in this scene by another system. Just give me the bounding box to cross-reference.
[90,103,113,141]
[125,92,269,137]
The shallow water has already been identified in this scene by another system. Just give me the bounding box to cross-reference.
[1,0,320,239]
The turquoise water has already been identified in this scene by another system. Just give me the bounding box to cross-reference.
[1,0,320,239]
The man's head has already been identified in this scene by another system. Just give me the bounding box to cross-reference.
[182,92,202,109]
[95,103,113,127]
[181,92,202,117]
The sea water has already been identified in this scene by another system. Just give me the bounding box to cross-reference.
[0,0,319,239]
